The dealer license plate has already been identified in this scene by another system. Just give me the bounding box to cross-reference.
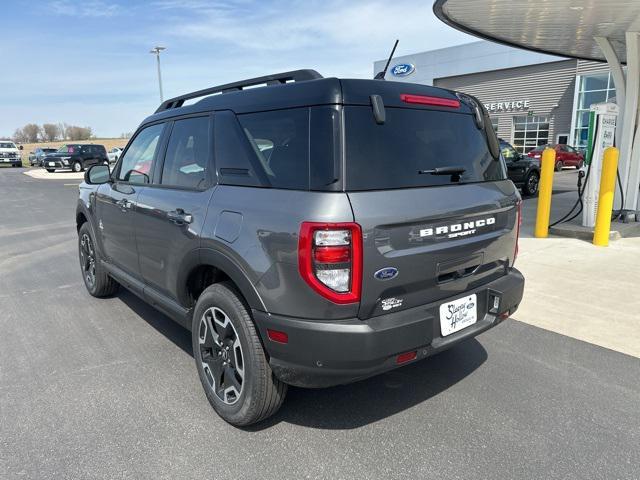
[49,162,55,166]
[439,294,477,337]
[1,159,9,163]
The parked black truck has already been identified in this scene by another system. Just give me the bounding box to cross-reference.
[76,70,525,426]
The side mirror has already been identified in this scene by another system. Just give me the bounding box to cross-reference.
[84,164,111,185]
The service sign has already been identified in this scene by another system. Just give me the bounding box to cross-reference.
[391,63,415,77]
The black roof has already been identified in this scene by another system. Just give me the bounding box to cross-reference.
[141,70,472,127]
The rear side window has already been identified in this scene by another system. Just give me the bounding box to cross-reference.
[237,108,310,190]
[118,123,163,184]
[161,116,210,189]
[344,107,504,191]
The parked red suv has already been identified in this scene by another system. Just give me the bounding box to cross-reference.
[527,144,584,171]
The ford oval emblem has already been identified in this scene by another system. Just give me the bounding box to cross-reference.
[390,63,415,77]
[374,267,399,281]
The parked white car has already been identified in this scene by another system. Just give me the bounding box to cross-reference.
[0,141,22,167]
[107,147,124,163]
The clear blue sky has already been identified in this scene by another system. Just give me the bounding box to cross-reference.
[1,0,474,138]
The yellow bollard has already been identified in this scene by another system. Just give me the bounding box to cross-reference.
[593,147,620,247]
[534,147,556,238]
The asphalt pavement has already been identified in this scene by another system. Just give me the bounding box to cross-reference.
[1,167,639,480]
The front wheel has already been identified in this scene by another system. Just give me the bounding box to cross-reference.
[72,161,83,172]
[555,160,564,172]
[522,171,539,196]
[192,282,287,426]
[46,169,55,173]
[78,223,119,297]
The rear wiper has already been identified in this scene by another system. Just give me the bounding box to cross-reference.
[418,166,466,175]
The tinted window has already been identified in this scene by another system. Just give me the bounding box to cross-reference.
[237,108,310,190]
[344,107,504,191]
[161,117,210,189]
[214,111,265,188]
[500,142,519,161]
[118,123,163,184]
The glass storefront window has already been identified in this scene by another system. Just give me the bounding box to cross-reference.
[511,115,549,154]
[572,72,616,149]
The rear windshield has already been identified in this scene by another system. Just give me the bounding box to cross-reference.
[344,107,504,191]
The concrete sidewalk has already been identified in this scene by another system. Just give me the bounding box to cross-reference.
[515,186,640,357]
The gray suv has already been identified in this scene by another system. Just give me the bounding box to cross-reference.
[76,70,525,426]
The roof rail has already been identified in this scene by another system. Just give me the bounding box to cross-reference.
[155,69,323,113]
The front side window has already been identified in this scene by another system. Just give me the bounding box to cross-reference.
[161,116,210,189]
[117,123,163,184]
[500,142,518,161]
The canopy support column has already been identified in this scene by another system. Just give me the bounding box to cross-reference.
[618,32,640,213]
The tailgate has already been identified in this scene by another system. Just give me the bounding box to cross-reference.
[348,181,520,319]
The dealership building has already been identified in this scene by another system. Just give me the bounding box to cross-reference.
[374,40,616,154]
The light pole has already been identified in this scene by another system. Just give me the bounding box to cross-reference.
[149,46,166,103]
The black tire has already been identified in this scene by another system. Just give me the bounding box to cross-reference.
[555,160,563,172]
[78,223,119,297]
[576,160,584,170]
[522,171,539,196]
[192,282,287,426]
[46,169,55,173]
[72,161,83,172]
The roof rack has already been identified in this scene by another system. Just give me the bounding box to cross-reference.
[155,69,323,113]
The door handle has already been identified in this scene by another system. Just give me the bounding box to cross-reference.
[116,199,133,212]
[167,208,193,225]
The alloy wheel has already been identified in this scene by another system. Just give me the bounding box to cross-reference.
[528,173,539,194]
[198,307,245,405]
[79,233,96,288]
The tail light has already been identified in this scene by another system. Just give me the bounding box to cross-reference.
[400,94,460,108]
[514,201,522,264]
[298,222,362,304]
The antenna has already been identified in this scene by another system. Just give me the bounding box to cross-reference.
[374,39,399,80]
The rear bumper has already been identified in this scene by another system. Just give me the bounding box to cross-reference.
[254,268,524,388]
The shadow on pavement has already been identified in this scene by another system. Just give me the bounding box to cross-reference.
[116,289,488,431]
[251,338,487,431]
[118,290,193,356]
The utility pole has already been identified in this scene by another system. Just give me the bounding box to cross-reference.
[149,46,166,102]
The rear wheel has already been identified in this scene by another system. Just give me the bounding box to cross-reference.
[192,282,287,426]
[555,160,564,172]
[523,171,539,196]
[78,223,119,297]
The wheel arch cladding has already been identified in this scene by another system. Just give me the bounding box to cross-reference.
[181,248,266,312]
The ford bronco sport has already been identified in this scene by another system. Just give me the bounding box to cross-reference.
[76,70,525,426]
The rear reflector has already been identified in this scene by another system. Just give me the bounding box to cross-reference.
[267,329,289,344]
[396,351,417,364]
[313,245,351,263]
[400,94,460,108]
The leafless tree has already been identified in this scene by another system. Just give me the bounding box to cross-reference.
[42,123,61,142]
[21,124,42,143]
[66,126,93,141]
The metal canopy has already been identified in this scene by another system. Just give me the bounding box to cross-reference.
[434,0,640,64]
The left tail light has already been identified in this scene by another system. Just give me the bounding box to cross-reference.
[298,222,362,304]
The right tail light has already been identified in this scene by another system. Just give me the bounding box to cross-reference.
[514,201,522,264]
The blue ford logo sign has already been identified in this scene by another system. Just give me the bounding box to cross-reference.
[391,63,415,77]
[374,267,399,280]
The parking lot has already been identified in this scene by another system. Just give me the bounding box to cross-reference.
[1,167,639,479]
